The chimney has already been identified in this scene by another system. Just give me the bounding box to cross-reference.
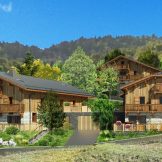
[9,67,17,78]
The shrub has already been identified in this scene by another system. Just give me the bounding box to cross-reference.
[14,134,23,145]
[0,132,11,141]
[37,139,49,146]
[21,139,28,145]
[63,122,71,130]
[53,129,65,136]
[5,126,19,135]
[44,134,54,142]
[50,139,60,147]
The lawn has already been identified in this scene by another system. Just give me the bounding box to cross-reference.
[0,126,73,147]
[1,143,162,162]
[34,129,73,146]
[97,130,162,142]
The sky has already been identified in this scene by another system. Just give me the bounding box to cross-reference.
[0,0,162,48]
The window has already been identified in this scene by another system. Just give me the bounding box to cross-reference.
[128,115,146,124]
[134,71,137,75]
[73,100,76,106]
[7,115,21,124]
[120,71,127,76]
[160,97,162,104]
[140,97,145,104]
[9,97,13,104]
[121,61,124,65]
[32,113,37,123]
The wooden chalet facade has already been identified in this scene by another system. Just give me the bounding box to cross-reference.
[115,73,162,131]
[101,55,161,84]
[0,69,98,131]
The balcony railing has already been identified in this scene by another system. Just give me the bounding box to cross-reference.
[119,74,144,82]
[116,65,129,69]
[129,75,144,81]
[64,106,91,112]
[0,104,25,113]
[64,106,82,112]
[119,75,130,81]
[125,104,162,112]
[114,123,162,132]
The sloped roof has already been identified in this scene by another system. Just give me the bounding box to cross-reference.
[121,72,162,90]
[102,55,161,72]
[0,72,93,97]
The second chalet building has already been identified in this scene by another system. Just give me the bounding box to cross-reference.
[102,55,162,131]
[121,72,162,125]
[102,55,161,84]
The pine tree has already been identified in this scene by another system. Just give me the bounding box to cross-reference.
[37,91,66,131]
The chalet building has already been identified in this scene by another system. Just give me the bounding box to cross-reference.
[0,69,98,131]
[121,72,162,125]
[101,55,161,84]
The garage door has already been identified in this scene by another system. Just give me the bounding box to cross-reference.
[78,116,99,130]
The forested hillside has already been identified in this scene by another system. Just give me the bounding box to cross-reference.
[1,35,162,70]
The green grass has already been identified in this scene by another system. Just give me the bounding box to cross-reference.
[34,129,73,146]
[1,143,162,162]
[97,130,162,142]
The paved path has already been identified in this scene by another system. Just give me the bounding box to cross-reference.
[66,130,99,146]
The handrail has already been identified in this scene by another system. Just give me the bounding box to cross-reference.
[125,104,162,112]
[0,104,25,113]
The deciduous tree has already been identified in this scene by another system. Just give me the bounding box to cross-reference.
[137,49,160,68]
[62,47,97,93]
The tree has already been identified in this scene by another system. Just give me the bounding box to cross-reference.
[16,52,38,76]
[98,67,119,98]
[137,49,160,68]
[33,59,62,80]
[16,53,62,80]
[88,98,116,130]
[62,47,97,93]
[104,49,125,62]
[37,92,65,131]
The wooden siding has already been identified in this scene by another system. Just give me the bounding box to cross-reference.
[78,116,99,130]
[0,79,89,117]
[107,57,157,82]
[124,77,162,114]
[114,123,162,132]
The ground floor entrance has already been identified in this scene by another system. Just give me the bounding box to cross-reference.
[66,112,99,131]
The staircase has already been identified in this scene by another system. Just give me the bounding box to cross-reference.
[29,129,49,144]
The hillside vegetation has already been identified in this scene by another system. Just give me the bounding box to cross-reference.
[1,35,162,65]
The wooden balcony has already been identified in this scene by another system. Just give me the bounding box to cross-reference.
[129,75,144,81]
[151,105,162,112]
[64,106,91,112]
[0,104,25,113]
[119,75,130,81]
[116,65,129,69]
[64,106,82,112]
[126,104,149,112]
[119,74,144,82]
[125,104,162,113]
[114,123,162,132]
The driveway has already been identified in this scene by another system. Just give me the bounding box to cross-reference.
[65,130,99,146]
